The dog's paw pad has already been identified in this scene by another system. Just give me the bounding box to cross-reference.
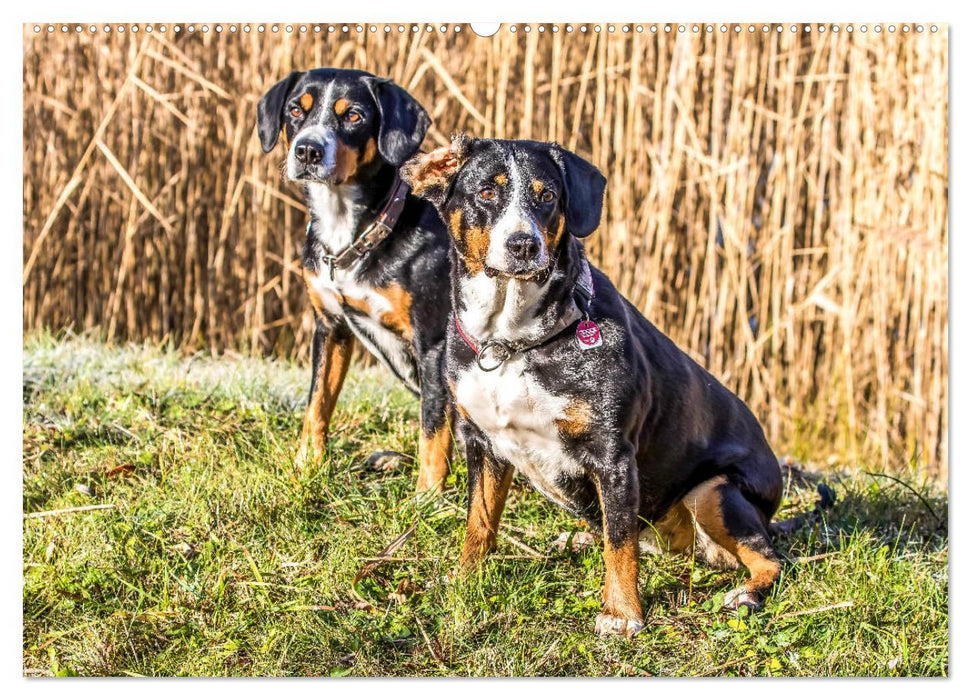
[364,450,410,470]
[553,531,597,553]
[722,587,763,611]
[594,613,644,638]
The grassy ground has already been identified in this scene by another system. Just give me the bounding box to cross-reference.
[22,333,948,677]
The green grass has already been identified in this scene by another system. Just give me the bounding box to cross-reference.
[22,332,948,677]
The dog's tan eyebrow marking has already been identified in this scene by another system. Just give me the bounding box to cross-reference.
[334,97,350,115]
[299,93,314,111]
[494,173,508,185]
[531,179,545,193]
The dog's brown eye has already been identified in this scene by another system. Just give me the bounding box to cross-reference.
[479,188,496,201]
[347,111,361,123]
[540,190,555,203]
[289,107,302,118]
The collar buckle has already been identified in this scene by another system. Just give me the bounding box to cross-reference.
[354,218,393,254]
[311,177,409,276]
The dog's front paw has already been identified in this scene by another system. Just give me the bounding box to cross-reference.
[295,442,324,469]
[365,450,410,471]
[594,612,645,638]
[553,531,598,553]
[722,586,763,612]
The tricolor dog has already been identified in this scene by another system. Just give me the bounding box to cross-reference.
[257,68,454,491]
[402,136,785,637]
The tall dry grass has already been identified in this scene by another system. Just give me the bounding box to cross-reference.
[22,24,948,477]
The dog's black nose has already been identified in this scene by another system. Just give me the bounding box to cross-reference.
[294,141,324,165]
[506,231,541,261]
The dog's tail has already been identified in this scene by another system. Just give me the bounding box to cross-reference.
[769,481,837,537]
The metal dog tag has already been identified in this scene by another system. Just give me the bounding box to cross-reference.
[575,320,603,350]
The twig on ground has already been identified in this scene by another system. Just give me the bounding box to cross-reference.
[25,503,116,519]
[109,422,142,443]
[534,639,560,672]
[360,554,544,563]
[280,604,336,612]
[354,524,418,584]
[412,612,445,666]
[351,525,419,609]
[701,655,753,675]
[348,583,376,612]
[793,551,843,564]
[767,600,854,628]
[437,496,548,557]
[500,532,549,560]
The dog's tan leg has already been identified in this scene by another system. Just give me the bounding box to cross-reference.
[416,405,453,492]
[298,320,354,464]
[685,476,782,610]
[593,463,645,638]
[597,531,644,637]
[459,439,513,570]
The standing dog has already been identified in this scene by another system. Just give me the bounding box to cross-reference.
[402,136,784,637]
[258,68,453,491]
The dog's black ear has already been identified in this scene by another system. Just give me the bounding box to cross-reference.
[551,146,607,238]
[366,78,431,166]
[257,71,301,153]
[400,133,472,208]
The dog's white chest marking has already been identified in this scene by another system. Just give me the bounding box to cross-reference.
[306,181,360,255]
[455,358,586,509]
[304,183,419,392]
[459,272,553,347]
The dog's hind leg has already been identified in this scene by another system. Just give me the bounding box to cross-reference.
[683,476,782,611]
[638,501,699,556]
[298,317,355,465]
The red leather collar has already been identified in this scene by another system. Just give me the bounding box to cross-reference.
[453,257,597,372]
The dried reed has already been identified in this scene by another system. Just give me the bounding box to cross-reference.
[22,24,948,477]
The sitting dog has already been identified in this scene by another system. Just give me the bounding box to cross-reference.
[401,136,784,637]
[257,68,453,491]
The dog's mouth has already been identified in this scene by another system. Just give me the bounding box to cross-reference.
[483,263,551,282]
[290,166,340,185]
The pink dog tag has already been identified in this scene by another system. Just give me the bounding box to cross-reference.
[576,319,603,349]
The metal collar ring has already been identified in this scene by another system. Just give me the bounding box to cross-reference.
[476,339,513,372]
